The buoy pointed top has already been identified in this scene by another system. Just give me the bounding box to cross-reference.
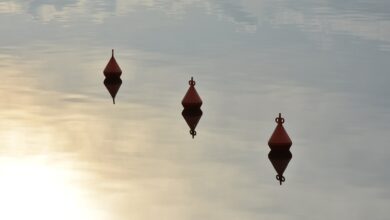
[112,49,114,57]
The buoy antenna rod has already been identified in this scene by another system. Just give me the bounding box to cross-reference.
[189,76,196,86]
[275,113,285,124]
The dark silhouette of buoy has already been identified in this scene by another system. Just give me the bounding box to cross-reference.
[268,150,292,185]
[182,77,202,110]
[268,113,292,151]
[104,77,122,104]
[103,49,122,78]
[182,108,203,138]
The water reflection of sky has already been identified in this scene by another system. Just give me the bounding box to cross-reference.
[0,0,389,219]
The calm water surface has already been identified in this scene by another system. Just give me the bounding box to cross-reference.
[0,1,389,219]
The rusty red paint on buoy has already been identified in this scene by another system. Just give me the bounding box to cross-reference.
[104,77,122,104]
[268,150,292,185]
[268,113,292,151]
[103,49,122,78]
[182,77,202,110]
[182,108,203,138]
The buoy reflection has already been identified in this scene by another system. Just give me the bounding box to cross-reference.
[103,77,122,104]
[182,108,203,138]
[268,150,292,185]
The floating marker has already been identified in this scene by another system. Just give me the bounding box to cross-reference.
[268,113,292,151]
[182,77,202,110]
[103,49,122,78]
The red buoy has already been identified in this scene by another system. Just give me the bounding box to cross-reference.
[268,150,292,185]
[182,108,203,138]
[268,113,292,151]
[182,77,202,110]
[103,49,122,78]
